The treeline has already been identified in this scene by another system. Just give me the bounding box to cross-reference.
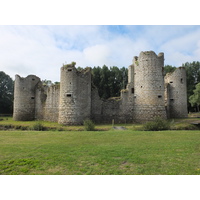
[0,71,14,114]
[1,61,200,114]
[92,65,128,99]
[78,63,200,112]
[164,62,200,112]
[183,61,200,111]
[91,65,176,99]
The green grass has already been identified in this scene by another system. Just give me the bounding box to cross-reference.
[0,130,200,175]
[0,117,143,131]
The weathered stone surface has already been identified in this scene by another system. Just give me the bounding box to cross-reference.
[132,51,167,122]
[165,67,188,118]
[13,51,188,124]
[58,64,91,125]
[13,75,41,121]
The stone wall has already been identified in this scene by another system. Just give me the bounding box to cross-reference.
[43,84,60,122]
[34,82,47,120]
[13,75,41,121]
[91,86,134,124]
[165,67,188,118]
[132,51,167,122]
[13,51,188,124]
[58,64,91,125]
[91,87,103,123]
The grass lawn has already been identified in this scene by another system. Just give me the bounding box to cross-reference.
[0,129,200,175]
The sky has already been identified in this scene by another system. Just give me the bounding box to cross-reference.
[0,1,199,198]
[1,25,200,82]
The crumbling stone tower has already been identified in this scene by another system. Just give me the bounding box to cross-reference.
[165,67,188,118]
[58,63,92,125]
[131,51,167,121]
[13,75,41,121]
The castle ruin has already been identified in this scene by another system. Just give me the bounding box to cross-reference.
[13,51,188,124]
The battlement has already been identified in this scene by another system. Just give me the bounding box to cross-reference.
[137,51,163,60]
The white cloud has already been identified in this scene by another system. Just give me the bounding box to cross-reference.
[1,25,200,82]
[83,44,111,66]
[159,28,200,66]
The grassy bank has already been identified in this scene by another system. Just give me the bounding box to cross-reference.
[0,130,200,175]
[1,117,200,131]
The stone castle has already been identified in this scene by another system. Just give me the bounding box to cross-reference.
[13,51,188,124]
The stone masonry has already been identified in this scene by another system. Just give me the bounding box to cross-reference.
[13,51,188,124]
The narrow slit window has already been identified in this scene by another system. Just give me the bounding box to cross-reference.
[131,88,134,94]
[31,97,35,99]
[181,78,183,83]
[67,94,72,97]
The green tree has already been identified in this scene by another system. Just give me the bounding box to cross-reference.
[100,65,110,99]
[0,71,14,114]
[92,66,128,99]
[164,65,176,75]
[42,79,52,86]
[77,66,83,71]
[92,66,102,95]
[182,61,200,111]
[109,66,121,97]
[189,83,200,112]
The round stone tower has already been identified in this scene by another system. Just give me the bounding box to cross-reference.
[13,75,41,121]
[133,51,167,122]
[58,63,91,125]
[165,67,188,118]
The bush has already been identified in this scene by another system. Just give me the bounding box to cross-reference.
[32,121,46,131]
[143,118,170,131]
[83,120,95,131]
[171,123,199,130]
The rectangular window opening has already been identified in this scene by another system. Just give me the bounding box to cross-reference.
[68,69,72,72]
[31,97,35,99]
[158,95,162,98]
[67,94,72,97]
[131,88,134,94]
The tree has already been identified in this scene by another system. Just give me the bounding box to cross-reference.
[92,66,102,95]
[182,61,200,111]
[42,79,52,86]
[164,65,176,75]
[0,71,14,114]
[99,65,110,99]
[189,83,200,112]
[92,65,128,99]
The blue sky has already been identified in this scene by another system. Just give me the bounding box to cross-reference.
[1,25,200,82]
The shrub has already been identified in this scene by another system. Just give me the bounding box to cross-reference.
[171,123,199,130]
[83,120,95,131]
[32,121,46,131]
[143,117,170,131]
[57,127,64,131]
